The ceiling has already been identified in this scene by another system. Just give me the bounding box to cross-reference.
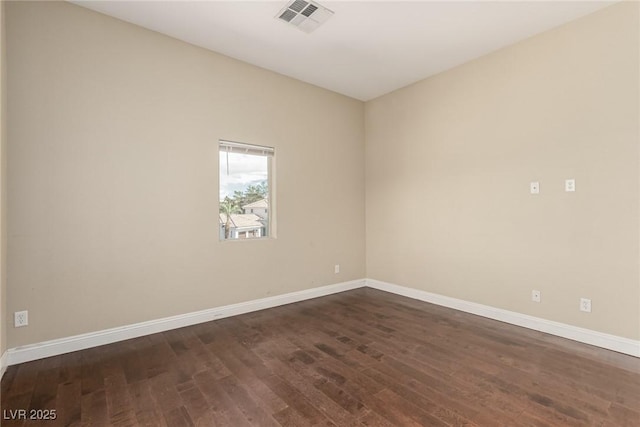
[72,0,615,101]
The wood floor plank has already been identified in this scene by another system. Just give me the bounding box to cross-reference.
[176,380,213,426]
[262,356,358,426]
[259,372,329,425]
[3,360,42,401]
[2,288,639,426]
[162,406,194,427]
[80,389,109,426]
[104,371,137,427]
[128,379,167,427]
[217,375,281,427]
[360,364,480,426]
[373,388,447,427]
[192,370,254,427]
[54,380,82,426]
[26,357,61,416]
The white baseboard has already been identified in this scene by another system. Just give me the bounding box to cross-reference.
[0,350,7,380]
[5,277,638,366]
[366,278,640,358]
[6,279,366,366]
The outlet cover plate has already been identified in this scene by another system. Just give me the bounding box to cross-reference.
[14,310,28,327]
[580,298,592,313]
[565,179,576,192]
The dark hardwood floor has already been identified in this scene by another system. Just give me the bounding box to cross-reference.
[1,288,639,426]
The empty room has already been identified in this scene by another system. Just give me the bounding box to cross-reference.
[0,0,639,425]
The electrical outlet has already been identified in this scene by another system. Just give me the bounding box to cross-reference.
[14,310,28,327]
[580,298,592,313]
[531,290,541,303]
[565,179,576,192]
[334,264,340,274]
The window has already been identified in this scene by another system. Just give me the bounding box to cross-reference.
[219,140,274,241]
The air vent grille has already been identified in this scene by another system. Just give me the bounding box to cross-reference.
[276,0,334,33]
[301,4,318,17]
[279,9,296,22]
[289,0,308,13]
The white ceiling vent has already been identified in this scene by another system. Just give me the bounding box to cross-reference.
[276,0,334,33]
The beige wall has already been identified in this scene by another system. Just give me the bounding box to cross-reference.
[1,0,7,357]
[366,2,640,340]
[6,1,365,347]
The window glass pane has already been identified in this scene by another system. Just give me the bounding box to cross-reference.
[219,141,272,241]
